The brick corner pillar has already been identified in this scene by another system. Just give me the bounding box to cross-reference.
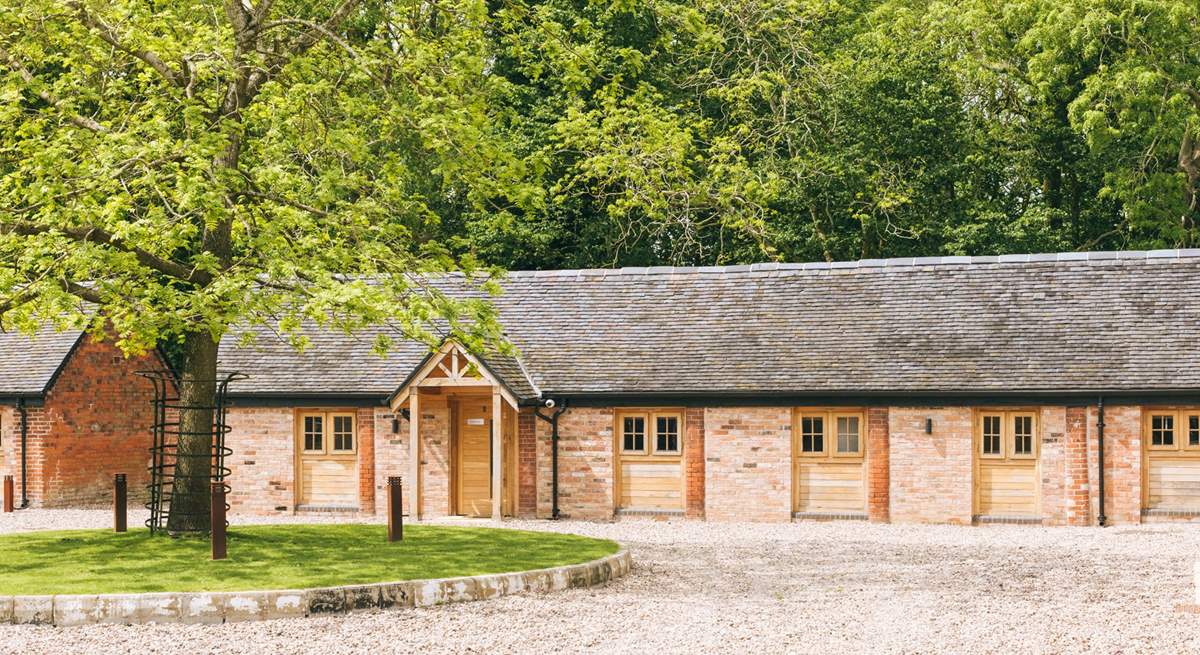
[867,407,890,522]
[1064,405,1090,526]
[517,410,538,518]
[685,407,706,519]
[357,407,377,515]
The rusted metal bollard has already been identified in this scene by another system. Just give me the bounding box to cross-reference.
[387,476,404,542]
[2,475,13,513]
[211,482,227,560]
[113,474,127,532]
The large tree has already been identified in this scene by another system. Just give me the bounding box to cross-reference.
[0,0,527,532]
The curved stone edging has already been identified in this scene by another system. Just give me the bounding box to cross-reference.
[1,549,631,626]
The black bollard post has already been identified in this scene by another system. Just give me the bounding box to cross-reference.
[387,476,403,542]
[113,474,127,532]
[211,482,227,560]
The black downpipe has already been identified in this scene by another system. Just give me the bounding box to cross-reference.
[17,398,29,508]
[1097,396,1107,527]
[535,400,569,520]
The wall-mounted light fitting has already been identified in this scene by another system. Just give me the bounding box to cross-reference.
[925,417,933,435]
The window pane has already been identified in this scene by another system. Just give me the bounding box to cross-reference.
[655,416,680,452]
[982,415,1001,455]
[1152,415,1174,446]
[1191,416,1200,447]
[304,415,323,451]
[801,416,824,453]
[332,415,354,451]
[836,416,860,453]
[1013,415,1033,455]
[623,416,645,452]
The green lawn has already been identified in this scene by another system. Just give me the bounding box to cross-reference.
[0,524,619,595]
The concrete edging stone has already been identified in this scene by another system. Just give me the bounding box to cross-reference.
[2,549,631,626]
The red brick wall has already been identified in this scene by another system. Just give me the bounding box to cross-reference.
[1062,406,1091,526]
[373,409,407,515]
[418,397,452,518]
[684,407,705,518]
[703,407,792,522]
[24,335,164,507]
[1087,404,1142,525]
[536,407,614,520]
[866,407,889,522]
[518,410,537,517]
[1037,406,1066,524]
[889,407,973,524]
[356,407,376,514]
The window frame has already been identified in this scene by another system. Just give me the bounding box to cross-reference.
[793,409,866,461]
[650,412,682,455]
[299,412,327,454]
[976,410,1039,462]
[329,412,357,455]
[1185,413,1200,452]
[1146,411,1180,452]
[619,412,650,455]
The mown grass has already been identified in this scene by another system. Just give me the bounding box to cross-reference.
[0,524,619,594]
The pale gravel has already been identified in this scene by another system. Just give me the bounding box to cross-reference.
[2,510,1200,654]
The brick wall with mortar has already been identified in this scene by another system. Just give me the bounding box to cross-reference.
[418,396,452,518]
[536,407,614,520]
[225,407,295,514]
[684,407,705,518]
[703,407,791,522]
[372,408,407,516]
[1087,404,1142,525]
[518,410,537,517]
[17,336,165,508]
[0,406,16,498]
[355,407,376,514]
[1037,406,1068,525]
[889,407,973,524]
[1062,406,1091,526]
[866,407,890,522]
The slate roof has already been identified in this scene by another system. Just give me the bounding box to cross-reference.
[217,250,1200,401]
[0,325,85,397]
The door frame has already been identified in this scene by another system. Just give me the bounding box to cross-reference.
[790,407,868,514]
[450,395,518,517]
[971,408,1041,517]
[612,408,687,512]
[293,407,360,509]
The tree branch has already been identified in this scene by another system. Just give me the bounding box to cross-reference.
[2,222,211,284]
[0,46,108,133]
[69,1,183,87]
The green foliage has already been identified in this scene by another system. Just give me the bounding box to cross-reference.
[0,524,619,593]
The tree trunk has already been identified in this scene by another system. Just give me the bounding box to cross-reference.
[166,331,220,534]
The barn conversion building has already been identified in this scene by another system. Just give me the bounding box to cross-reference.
[3,249,1199,525]
[213,250,1200,526]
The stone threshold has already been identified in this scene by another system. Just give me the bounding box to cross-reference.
[0,550,631,627]
[973,515,1043,525]
[615,509,685,518]
[294,505,360,514]
[792,512,868,522]
[1142,509,1200,519]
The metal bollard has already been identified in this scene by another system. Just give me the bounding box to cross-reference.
[211,482,227,560]
[387,476,404,542]
[3,475,12,513]
[113,474,127,532]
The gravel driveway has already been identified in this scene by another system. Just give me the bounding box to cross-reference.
[1,510,1199,654]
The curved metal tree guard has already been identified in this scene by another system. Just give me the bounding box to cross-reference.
[139,371,245,534]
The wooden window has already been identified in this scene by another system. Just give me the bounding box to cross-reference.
[977,410,1038,461]
[621,414,647,453]
[653,414,680,454]
[331,414,355,453]
[980,414,1003,458]
[300,411,356,455]
[834,414,862,456]
[1149,413,1176,449]
[302,414,324,452]
[800,415,825,455]
[1010,414,1035,458]
[1189,415,1200,449]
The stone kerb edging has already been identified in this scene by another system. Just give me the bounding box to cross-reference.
[1,549,631,626]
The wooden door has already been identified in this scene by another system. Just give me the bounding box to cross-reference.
[975,411,1039,517]
[616,411,684,511]
[456,399,493,517]
[793,410,866,514]
[1144,410,1200,510]
[296,411,358,508]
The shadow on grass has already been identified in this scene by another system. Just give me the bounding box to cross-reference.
[0,525,619,594]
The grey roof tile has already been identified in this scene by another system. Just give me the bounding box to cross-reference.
[0,326,84,396]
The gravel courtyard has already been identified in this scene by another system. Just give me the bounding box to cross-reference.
[1,511,1199,654]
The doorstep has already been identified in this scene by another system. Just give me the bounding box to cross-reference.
[972,514,1043,526]
[792,512,868,522]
